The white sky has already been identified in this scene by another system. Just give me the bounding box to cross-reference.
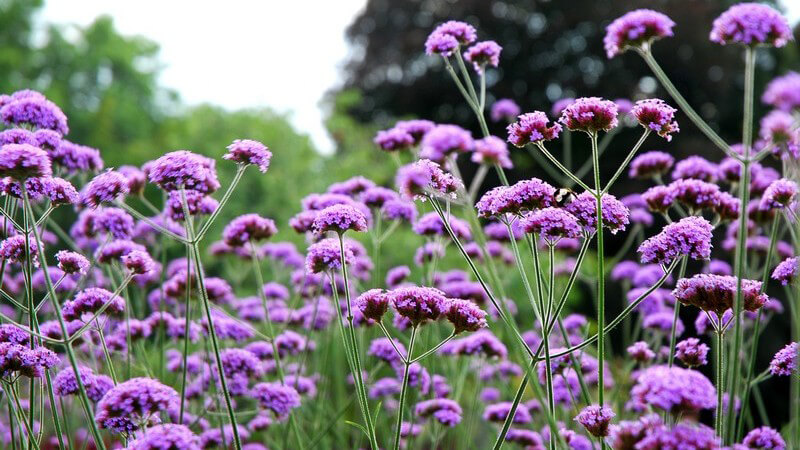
[38,1,800,154]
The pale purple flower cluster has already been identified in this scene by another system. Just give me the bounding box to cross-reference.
[672,155,718,182]
[762,71,800,111]
[629,365,716,414]
[638,216,713,264]
[305,238,354,273]
[629,151,675,179]
[769,342,798,376]
[425,21,477,56]
[463,41,502,72]
[0,143,52,180]
[419,124,473,162]
[565,191,630,234]
[223,139,272,173]
[491,99,520,122]
[742,426,787,449]
[0,90,69,134]
[54,366,113,402]
[772,257,799,286]
[675,337,709,367]
[390,286,449,326]
[312,204,368,234]
[356,289,390,322]
[476,178,556,217]
[0,342,59,378]
[604,9,675,58]
[472,136,512,168]
[396,159,463,200]
[147,150,220,193]
[374,127,414,152]
[415,398,463,426]
[631,99,679,141]
[760,178,798,209]
[759,110,800,160]
[95,377,179,433]
[445,299,487,333]
[165,189,218,221]
[627,341,655,363]
[82,170,130,208]
[521,207,582,242]
[252,382,301,417]
[223,214,278,246]
[506,111,562,147]
[672,274,768,315]
[558,97,619,134]
[574,404,615,437]
[710,3,792,47]
[62,287,124,321]
[125,424,201,450]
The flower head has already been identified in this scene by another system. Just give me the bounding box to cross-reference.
[419,124,473,163]
[95,377,179,433]
[53,140,103,174]
[390,286,449,326]
[761,178,798,209]
[675,337,710,367]
[82,170,130,208]
[491,99,521,122]
[604,9,675,58]
[396,159,463,200]
[463,41,502,72]
[710,3,792,47]
[147,150,220,193]
[125,424,201,450]
[629,151,675,179]
[374,127,414,152]
[627,341,656,363]
[54,366,113,402]
[521,207,582,242]
[0,342,59,378]
[62,287,125,321]
[312,204,368,234]
[629,365,716,414]
[425,21,477,56]
[0,143,52,180]
[772,257,799,286]
[416,398,463,426]
[631,99,679,141]
[769,342,798,376]
[672,274,768,316]
[224,139,272,173]
[506,111,562,147]
[445,299,487,333]
[0,90,68,134]
[575,404,615,437]
[472,136,512,168]
[476,178,556,217]
[638,216,713,265]
[122,250,157,275]
[672,156,718,182]
[223,214,278,246]
[253,382,301,417]
[565,191,629,234]
[305,238,354,273]
[763,72,800,111]
[356,289,390,322]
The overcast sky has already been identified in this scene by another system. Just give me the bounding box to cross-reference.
[39,1,800,154]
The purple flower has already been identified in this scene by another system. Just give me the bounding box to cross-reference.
[445,299,487,333]
[223,214,277,246]
[472,136,512,168]
[672,156,718,182]
[463,41,502,72]
[0,234,37,265]
[565,191,629,234]
[491,99,521,122]
[92,207,134,239]
[506,111,563,147]
[762,71,800,111]
[147,150,220,193]
[760,178,798,209]
[54,366,112,402]
[425,21,477,56]
[62,287,124,321]
[769,342,798,376]
[772,257,799,286]
[117,165,146,195]
[742,426,787,449]
[669,178,722,211]
[484,402,532,424]
[413,211,471,240]
[672,274,768,316]
[121,250,156,275]
[0,90,68,134]
[627,341,656,363]
[312,204,368,234]
[96,239,146,264]
[361,186,399,208]
[0,143,52,180]
[386,265,411,288]
[419,124,473,163]
[125,424,201,450]
[675,337,709,367]
[521,207,582,242]
[505,429,545,448]
[635,422,717,449]
[44,177,79,206]
[604,9,675,58]
[629,365,716,414]
[631,99,679,141]
[199,426,251,448]
[369,337,406,364]
[638,216,713,264]
[95,377,179,433]
[759,110,800,159]
[356,289,390,322]
[328,176,375,197]
[390,286,449,325]
[710,3,792,47]
[224,139,272,173]
[82,170,130,208]
[52,140,103,174]
[0,325,29,345]
[396,159,463,200]
[629,151,675,179]
[374,127,414,152]
[415,398,463,426]
[305,237,354,273]
[0,342,59,378]
[395,119,435,144]
[559,97,618,134]
[381,199,417,222]
[575,404,615,437]
[252,382,301,417]
[476,178,556,217]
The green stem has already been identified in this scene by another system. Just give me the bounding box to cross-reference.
[409,331,456,363]
[535,143,593,192]
[725,46,756,442]
[715,328,725,437]
[393,326,417,450]
[590,131,606,410]
[667,256,688,367]
[177,248,192,424]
